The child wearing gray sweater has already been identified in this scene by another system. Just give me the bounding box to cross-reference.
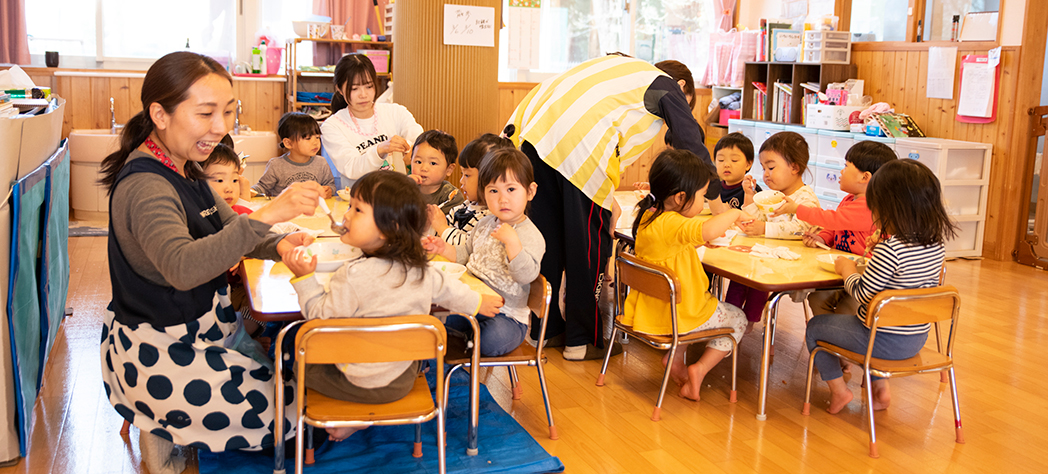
[252,112,336,197]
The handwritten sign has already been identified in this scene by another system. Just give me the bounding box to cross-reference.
[444,4,496,47]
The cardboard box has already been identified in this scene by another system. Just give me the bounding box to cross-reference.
[805,104,863,131]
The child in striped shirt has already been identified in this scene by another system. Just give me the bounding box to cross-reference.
[805,159,957,414]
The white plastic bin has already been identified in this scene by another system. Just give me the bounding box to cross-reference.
[753,122,786,152]
[727,119,757,147]
[893,137,992,181]
[854,134,897,153]
[946,220,982,256]
[816,129,855,167]
[942,185,985,216]
[815,191,843,211]
[784,124,819,160]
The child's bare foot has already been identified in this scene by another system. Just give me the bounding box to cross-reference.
[870,380,891,411]
[744,321,756,335]
[327,426,360,442]
[679,361,712,402]
[826,378,853,414]
[662,351,688,387]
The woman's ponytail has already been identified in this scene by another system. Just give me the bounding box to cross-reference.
[99,111,153,195]
[330,88,348,114]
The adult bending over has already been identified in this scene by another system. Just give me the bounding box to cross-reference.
[505,55,717,360]
[99,52,322,473]
[321,53,424,189]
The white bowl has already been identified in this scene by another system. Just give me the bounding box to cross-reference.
[429,261,467,281]
[336,188,352,201]
[304,241,361,272]
[292,20,330,38]
[753,190,786,213]
[816,254,865,273]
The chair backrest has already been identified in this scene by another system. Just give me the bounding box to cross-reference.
[866,285,960,329]
[615,252,682,305]
[527,274,551,320]
[295,315,447,365]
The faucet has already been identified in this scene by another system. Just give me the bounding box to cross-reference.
[233,100,249,135]
[109,97,123,134]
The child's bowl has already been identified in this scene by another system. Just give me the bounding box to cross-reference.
[753,190,786,213]
[304,241,361,272]
[336,188,352,201]
[816,254,865,273]
[429,261,467,280]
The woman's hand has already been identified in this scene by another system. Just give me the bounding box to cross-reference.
[477,294,504,317]
[249,181,323,226]
[771,195,799,217]
[632,181,650,190]
[428,205,449,234]
[378,135,411,156]
[277,232,316,258]
[238,173,253,201]
[282,246,318,278]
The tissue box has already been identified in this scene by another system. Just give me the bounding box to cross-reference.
[356,49,389,74]
[805,104,864,131]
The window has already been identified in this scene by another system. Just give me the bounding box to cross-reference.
[849,0,909,42]
[24,0,312,70]
[921,0,999,42]
[498,0,716,82]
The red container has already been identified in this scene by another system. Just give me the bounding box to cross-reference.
[719,109,741,125]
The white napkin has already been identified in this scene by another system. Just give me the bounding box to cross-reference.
[709,229,738,247]
[270,222,326,237]
[749,243,801,260]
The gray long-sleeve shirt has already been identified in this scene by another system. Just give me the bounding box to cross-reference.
[111,153,284,291]
[453,215,544,325]
[251,153,336,197]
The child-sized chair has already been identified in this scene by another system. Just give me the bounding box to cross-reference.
[443,275,558,444]
[273,315,448,474]
[597,252,738,421]
[802,285,964,458]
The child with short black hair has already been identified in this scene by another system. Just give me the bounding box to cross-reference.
[805,159,956,414]
[712,132,761,210]
[429,133,513,245]
[203,140,252,214]
[423,148,545,357]
[282,170,503,441]
[409,130,465,215]
[253,112,335,198]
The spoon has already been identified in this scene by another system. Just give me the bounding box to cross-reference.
[317,197,347,235]
[436,189,459,209]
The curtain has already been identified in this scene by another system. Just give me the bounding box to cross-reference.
[714,0,737,32]
[313,0,389,66]
[0,0,30,64]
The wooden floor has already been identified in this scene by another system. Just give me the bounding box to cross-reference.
[2,235,1047,473]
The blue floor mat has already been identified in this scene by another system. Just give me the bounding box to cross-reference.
[199,370,564,474]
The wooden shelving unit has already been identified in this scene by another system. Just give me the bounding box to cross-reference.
[285,37,393,114]
[742,61,857,125]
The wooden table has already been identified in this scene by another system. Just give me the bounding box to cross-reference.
[613,191,848,420]
[238,197,495,455]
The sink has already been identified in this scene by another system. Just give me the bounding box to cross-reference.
[68,129,121,220]
[231,131,281,187]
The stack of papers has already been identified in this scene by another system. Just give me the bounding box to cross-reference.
[749,243,801,260]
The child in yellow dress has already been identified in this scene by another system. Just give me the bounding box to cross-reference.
[623,149,751,401]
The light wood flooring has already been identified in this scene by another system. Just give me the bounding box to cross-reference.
[2,235,1047,473]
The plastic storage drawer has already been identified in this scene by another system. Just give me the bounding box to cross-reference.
[784,124,819,159]
[816,129,855,167]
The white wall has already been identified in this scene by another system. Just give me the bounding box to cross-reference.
[738,0,782,30]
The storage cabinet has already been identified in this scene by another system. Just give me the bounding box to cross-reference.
[285,38,394,115]
[742,62,857,125]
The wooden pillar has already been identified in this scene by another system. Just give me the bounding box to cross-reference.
[392,0,501,160]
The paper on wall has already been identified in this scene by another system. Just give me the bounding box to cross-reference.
[926,46,957,100]
[957,62,995,118]
[443,4,496,47]
[507,3,541,69]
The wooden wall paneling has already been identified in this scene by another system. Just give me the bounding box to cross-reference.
[891,52,907,109]
[89,77,107,130]
[903,51,921,125]
[912,51,930,134]
[234,81,256,133]
[108,78,131,128]
[56,75,73,136]
[68,77,92,131]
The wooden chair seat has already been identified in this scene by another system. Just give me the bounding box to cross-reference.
[305,376,436,423]
[445,336,542,366]
[815,342,954,375]
[614,317,734,347]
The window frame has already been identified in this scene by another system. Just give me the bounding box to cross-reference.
[840,0,1002,50]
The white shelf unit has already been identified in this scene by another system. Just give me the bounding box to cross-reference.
[893,137,993,258]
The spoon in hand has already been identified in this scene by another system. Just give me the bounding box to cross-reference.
[317,197,347,235]
[436,189,459,209]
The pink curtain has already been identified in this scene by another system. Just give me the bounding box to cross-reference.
[714,0,736,32]
[0,0,30,65]
[313,0,388,65]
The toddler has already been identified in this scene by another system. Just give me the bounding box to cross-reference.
[409,130,465,215]
[806,159,956,414]
[623,149,750,401]
[711,132,762,212]
[253,112,335,198]
[731,131,821,331]
[282,170,503,441]
[429,133,513,245]
[423,148,545,357]
[774,140,897,316]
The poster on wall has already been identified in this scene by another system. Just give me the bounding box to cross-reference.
[508,1,541,69]
[444,4,496,47]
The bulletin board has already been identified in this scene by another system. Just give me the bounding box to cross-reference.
[955,54,1000,124]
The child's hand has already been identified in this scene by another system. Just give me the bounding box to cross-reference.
[742,176,757,196]
[408,174,423,185]
[632,181,650,190]
[277,232,316,263]
[321,186,333,199]
[477,294,504,317]
[864,229,883,256]
[802,232,827,248]
[428,205,449,234]
[739,219,765,236]
[735,211,757,227]
[771,195,799,217]
[283,246,317,278]
[491,223,519,244]
[834,255,858,276]
[421,235,446,255]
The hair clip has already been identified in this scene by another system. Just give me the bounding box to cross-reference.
[238,152,249,168]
